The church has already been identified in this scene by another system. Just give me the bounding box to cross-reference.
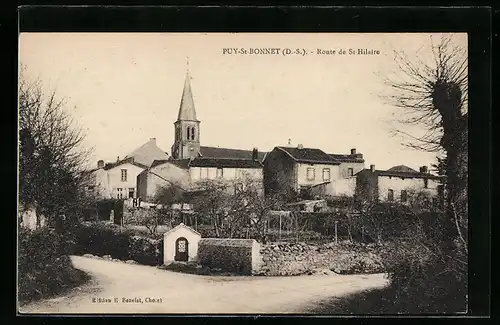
[135,70,265,202]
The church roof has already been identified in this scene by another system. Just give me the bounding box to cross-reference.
[276,146,340,165]
[177,71,198,121]
[189,157,263,169]
[124,138,170,167]
[199,146,267,162]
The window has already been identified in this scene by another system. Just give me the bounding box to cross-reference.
[387,189,394,201]
[216,167,223,178]
[322,168,331,181]
[424,178,429,188]
[116,188,123,199]
[128,188,135,198]
[190,126,195,140]
[306,167,315,181]
[348,168,354,177]
[200,167,209,179]
[186,126,190,139]
[401,190,408,203]
[121,169,127,182]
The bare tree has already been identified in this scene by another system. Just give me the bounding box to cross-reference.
[19,65,93,227]
[380,34,468,252]
[190,179,230,237]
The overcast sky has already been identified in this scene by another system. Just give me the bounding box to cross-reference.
[19,33,467,171]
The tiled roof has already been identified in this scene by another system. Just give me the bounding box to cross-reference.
[199,146,267,162]
[168,159,191,170]
[328,153,365,163]
[277,146,339,165]
[103,157,148,171]
[356,167,443,180]
[150,159,170,168]
[123,139,169,167]
[386,165,418,173]
[189,157,263,169]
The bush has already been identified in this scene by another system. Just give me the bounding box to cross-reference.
[128,235,161,266]
[383,214,468,314]
[70,222,162,266]
[18,228,88,302]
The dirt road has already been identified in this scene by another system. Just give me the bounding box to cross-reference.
[19,256,389,314]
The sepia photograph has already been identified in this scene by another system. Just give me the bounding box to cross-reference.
[17,32,469,315]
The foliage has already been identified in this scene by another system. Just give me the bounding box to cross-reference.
[70,222,162,266]
[18,65,95,227]
[18,228,88,302]
[128,207,168,236]
[153,183,185,206]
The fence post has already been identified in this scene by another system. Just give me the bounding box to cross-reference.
[279,214,282,242]
[295,213,299,243]
[335,220,338,244]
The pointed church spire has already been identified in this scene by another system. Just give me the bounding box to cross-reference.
[177,60,198,121]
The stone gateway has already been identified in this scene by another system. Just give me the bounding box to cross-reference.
[163,223,201,265]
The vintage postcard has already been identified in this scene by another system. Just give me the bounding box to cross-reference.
[18,32,469,315]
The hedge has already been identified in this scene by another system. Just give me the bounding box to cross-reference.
[198,238,261,275]
[69,222,162,266]
[18,228,88,302]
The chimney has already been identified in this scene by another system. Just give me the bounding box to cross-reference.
[350,148,356,155]
[252,147,258,161]
[150,138,156,143]
[420,166,428,173]
[370,164,375,172]
[116,156,120,162]
[97,160,104,168]
[297,144,304,150]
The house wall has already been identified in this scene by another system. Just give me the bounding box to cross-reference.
[326,178,357,197]
[189,166,263,182]
[137,163,190,202]
[190,166,264,195]
[263,149,296,195]
[377,175,440,202]
[339,162,365,178]
[355,171,378,202]
[297,163,341,186]
[163,226,201,264]
[105,163,145,199]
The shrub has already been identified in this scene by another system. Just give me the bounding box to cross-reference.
[18,228,88,302]
[383,213,468,314]
[70,222,130,260]
[128,235,162,266]
[70,222,162,266]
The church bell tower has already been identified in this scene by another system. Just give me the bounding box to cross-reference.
[171,67,201,160]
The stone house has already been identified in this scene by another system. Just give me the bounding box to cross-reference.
[90,138,169,199]
[355,164,444,205]
[263,145,365,198]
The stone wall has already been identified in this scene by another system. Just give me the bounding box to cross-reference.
[198,238,262,275]
[259,242,386,276]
